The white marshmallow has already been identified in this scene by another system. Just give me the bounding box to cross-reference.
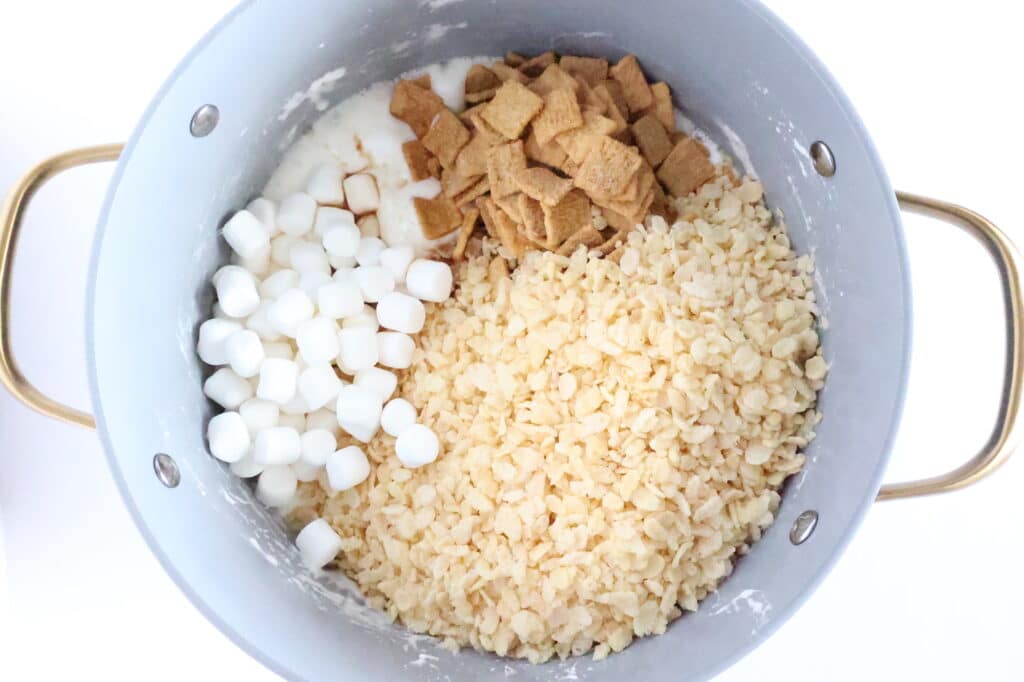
[263,341,294,360]
[355,236,386,267]
[223,209,270,259]
[298,270,332,300]
[230,452,264,478]
[335,384,383,442]
[329,254,358,270]
[295,518,344,569]
[238,244,271,276]
[325,445,371,491]
[252,426,302,465]
[341,304,380,331]
[267,288,314,336]
[296,317,340,365]
[203,368,253,409]
[213,265,261,317]
[377,332,415,369]
[357,213,381,238]
[323,223,361,258]
[279,390,311,416]
[379,244,415,283]
[247,197,278,235]
[343,174,380,215]
[206,411,251,463]
[277,192,317,236]
[395,424,440,468]
[375,292,425,334]
[317,280,363,319]
[271,234,298,267]
[212,302,229,320]
[355,367,397,403]
[333,267,356,284]
[246,301,283,342]
[298,365,343,411]
[257,466,298,507]
[257,357,299,404]
[381,398,417,437]
[300,429,337,466]
[238,398,280,432]
[305,164,346,206]
[306,408,340,433]
[405,259,453,303]
[278,412,306,430]
[290,241,330,274]
[224,329,265,378]
[291,459,322,483]
[198,318,242,365]
[337,327,378,372]
[354,265,395,303]
[260,269,298,299]
[314,206,356,237]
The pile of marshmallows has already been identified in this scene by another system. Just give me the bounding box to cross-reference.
[197,163,452,570]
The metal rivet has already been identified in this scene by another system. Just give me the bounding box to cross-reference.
[809,140,835,177]
[189,104,220,137]
[790,510,818,545]
[153,453,181,488]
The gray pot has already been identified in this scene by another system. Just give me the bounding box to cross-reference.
[2,1,1021,680]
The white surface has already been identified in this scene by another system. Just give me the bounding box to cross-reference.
[0,1,1021,679]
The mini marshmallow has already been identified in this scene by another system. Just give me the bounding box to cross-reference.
[355,236,386,267]
[305,164,346,206]
[207,411,251,463]
[306,408,341,433]
[279,390,311,416]
[355,367,397,402]
[326,445,371,491]
[267,288,314,337]
[375,292,425,334]
[263,341,294,360]
[278,412,306,430]
[337,327,379,372]
[223,209,270,259]
[300,429,337,466]
[357,214,381,238]
[395,424,440,468]
[299,271,332,300]
[343,174,380,215]
[271,234,298,267]
[314,206,356,237]
[203,367,253,409]
[317,280,363,320]
[295,518,344,569]
[333,267,356,284]
[335,384,383,442]
[277,192,317,236]
[290,241,330,274]
[212,302,229,319]
[296,317,340,365]
[341,304,380,331]
[257,465,298,507]
[238,398,280,432]
[405,259,453,303]
[377,331,415,369]
[381,398,417,437]
[252,426,302,465]
[214,265,261,317]
[257,357,299,404]
[329,254,358,270]
[323,223,361,258]
[298,365,343,411]
[239,244,271,276]
[379,244,415,284]
[291,459,322,483]
[230,452,264,478]
[246,301,283,341]
[198,318,242,365]
[224,329,265,378]
[247,197,278,235]
[260,269,299,299]
[354,265,395,303]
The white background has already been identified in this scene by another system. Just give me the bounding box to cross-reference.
[1,1,1021,679]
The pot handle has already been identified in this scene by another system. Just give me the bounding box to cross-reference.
[0,144,123,430]
[878,192,1024,500]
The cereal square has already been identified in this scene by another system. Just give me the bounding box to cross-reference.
[487,140,528,198]
[494,192,524,223]
[527,64,579,98]
[390,79,446,138]
[518,51,556,78]
[518,194,547,245]
[556,111,617,164]
[453,176,491,207]
[504,51,526,67]
[601,207,636,232]
[609,54,653,113]
[560,56,609,86]
[631,114,672,167]
[414,196,463,239]
[573,136,643,198]
[410,74,432,90]
[452,207,479,259]
[454,132,494,179]
[442,165,481,198]
[422,109,471,168]
[466,64,501,95]
[656,137,715,197]
[467,110,507,146]
[491,62,529,84]
[642,82,676,132]
[402,140,434,181]
[532,89,584,145]
[542,189,591,249]
[480,81,545,140]
[556,225,604,256]
[515,166,574,206]
[481,197,527,257]
[574,76,606,115]
[524,128,569,169]
[465,88,497,105]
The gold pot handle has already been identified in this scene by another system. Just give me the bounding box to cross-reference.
[0,144,123,430]
[878,192,1024,500]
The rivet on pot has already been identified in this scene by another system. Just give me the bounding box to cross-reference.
[153,453,181,488]
[809,141,835,177]
[790,510,818,545]
[190,104,220,138]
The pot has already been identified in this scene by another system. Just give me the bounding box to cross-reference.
[2,1,1021,680]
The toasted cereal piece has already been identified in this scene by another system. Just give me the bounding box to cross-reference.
[656,137,715,197]
[466,110,507,146]
[504,51,526,67]
[598,79,629,120]
[491,62,529,84]
[480,81,545,140]
[442,166,481,199]
[670,130,688,145]
[518,194,547,245]
[452,208,479,259]
[609,54,653,113]
[518,51,556,78]
[542,189,591,249]
[481,198,527,257]
[595,178,655,223]
[486,140,528,199]
[572,136,643,199]
[601,207,636,232]
[649,180,675,221]
[390,80,446,138]
[402,140,434,182]
[515,166,574,206]
[465,88,497,105]
[454,132,494,179]
[426,157,442,179]
[556,225,604,256]
[422,109,471,168]
[410,74,432,90]
[527,64,579,98]
[594,84,629,135]
[488,255,510,284]
[631,114,672,167]
[532,89,584,146]
[596,226,632,255]
[556,111,618,164]
[414,196,463,239]
[458,102,486,125]
[524,128,569,169]
[476,196,500,238]
[494,192,524,223]
[642,82,676,132]
[466,64,501,96]
[453,176,491,207]
[560,56,609,86]
[574,76,606,115]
